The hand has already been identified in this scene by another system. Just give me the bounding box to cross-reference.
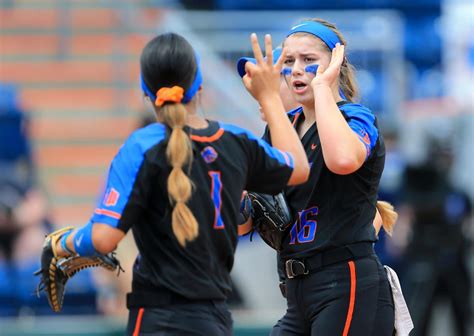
[311,43,344,90]
[242,33,285,102]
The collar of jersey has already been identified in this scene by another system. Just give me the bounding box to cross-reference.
[188,120,223,142]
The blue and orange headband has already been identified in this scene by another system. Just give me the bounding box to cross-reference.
[140,52,203,106]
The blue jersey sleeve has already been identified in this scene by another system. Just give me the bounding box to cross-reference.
[220,123,294,194]
[90,123,166,229]
[340,103,379,160]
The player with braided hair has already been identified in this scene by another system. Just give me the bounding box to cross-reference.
[36,32,310,335]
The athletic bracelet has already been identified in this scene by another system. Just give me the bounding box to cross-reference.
[60,231,75,256]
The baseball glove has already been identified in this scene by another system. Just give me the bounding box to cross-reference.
[248,192,292,251]
[34,227,122,313]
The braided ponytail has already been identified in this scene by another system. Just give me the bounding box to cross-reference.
[140,32,202,247]
[161,103,198,247]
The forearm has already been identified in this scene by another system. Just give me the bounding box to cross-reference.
[260,94,309,184]
[56,223,124,257]
[313,85,365,174]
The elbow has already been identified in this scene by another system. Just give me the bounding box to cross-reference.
[92,237,117,255]
[326,156,361,175]
[91,223,123,254]
[289,160,310,185]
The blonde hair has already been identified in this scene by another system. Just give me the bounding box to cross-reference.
[290,18,360,102]
[376,201,398,236]
[161,103,198,247]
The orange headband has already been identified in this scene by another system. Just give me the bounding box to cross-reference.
[155,86,184,107]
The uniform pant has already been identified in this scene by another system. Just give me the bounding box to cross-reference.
[271,255,395,336]
[126,301,233,336]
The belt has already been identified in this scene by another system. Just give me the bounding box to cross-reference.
[284,242,374,279]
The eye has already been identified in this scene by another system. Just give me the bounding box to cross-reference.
[304,57,316,63]
[284,58,294,65]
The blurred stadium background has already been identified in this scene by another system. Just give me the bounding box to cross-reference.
[0,0,472,335]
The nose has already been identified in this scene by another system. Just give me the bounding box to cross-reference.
[291,59,304,77]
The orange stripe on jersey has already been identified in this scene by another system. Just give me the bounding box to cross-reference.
[343,261,356,336]
[238,220,252,236]
[291,112,301,127]
[94,208,121,220]
[133,308,145,336]
[191,128,224,142]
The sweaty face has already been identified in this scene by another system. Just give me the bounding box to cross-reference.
[282,34,331,107]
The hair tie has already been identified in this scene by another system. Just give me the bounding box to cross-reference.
[155,86,184,106]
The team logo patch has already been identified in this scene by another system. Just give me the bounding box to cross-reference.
[104,188,120,207]
[201,146,218,163]
[359,130,371,145]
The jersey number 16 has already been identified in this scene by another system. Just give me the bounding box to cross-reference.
[289,206,318,245]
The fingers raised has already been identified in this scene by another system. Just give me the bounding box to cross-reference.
[250,33,265,65]
[264,34,273,65]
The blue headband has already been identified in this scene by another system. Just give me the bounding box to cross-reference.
[287,21,341,50]
[236,47,282,78]
[286,22,347,100]
[140,53,203,104]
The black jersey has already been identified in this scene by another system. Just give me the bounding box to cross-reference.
[89,120,294,303]
[263,102,385,259]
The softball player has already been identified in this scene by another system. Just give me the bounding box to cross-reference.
[51,32,309,335]
[241,19,395,335]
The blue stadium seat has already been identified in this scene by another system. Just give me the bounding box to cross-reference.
[404,15,441,67]
[0,258,100,316]
[0,262,19,316]
[0,83,31,163]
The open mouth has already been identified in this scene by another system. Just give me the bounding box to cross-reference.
[292,80,308,93]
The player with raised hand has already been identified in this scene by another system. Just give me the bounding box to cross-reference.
[35,32,309,335]
[239,18,401,335]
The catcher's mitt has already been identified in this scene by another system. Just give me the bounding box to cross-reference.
[248,192,292,251]
[34,227,122,313]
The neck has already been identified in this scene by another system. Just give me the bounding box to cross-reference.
[185,100,208,129]
[303,87,343,124]
[301,103,316,124]
[187,113,208,129]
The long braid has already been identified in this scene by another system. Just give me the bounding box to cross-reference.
[161,103,198,247]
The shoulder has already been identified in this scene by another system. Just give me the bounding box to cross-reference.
[122,122,167,154]
[338,102,375,124]
[114,123,167,167]
[219,122,276,151]
[219,122,259,141]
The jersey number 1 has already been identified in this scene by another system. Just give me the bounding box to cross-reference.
[209,171,224,229]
